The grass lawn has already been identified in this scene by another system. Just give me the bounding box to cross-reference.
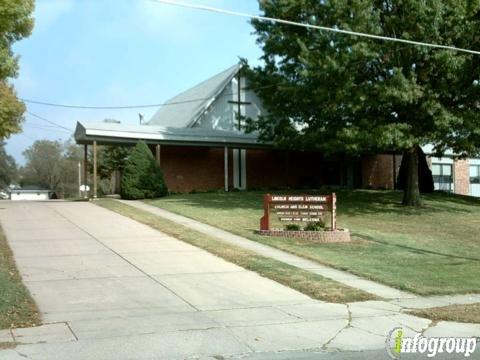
[0,225,40,330]
[145,190,480,296]
[408,303,480,324]
[96,199,376,303]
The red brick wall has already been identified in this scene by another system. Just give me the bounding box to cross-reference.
[154,146,347,192]
[454,159,470,195]
[246,150,343,189]
[246,149,291,188]
[148,146,472,194]
[158,145,225,192]
[361,155,395,189]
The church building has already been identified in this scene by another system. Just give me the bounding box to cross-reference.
[74,64,479,197]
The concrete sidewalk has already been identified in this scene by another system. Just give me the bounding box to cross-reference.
[0,201,478,359]
[122,200,480,309]
[120,200,414,300]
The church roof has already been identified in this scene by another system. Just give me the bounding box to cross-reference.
[74,63,271,148]
[148,64,241,128]
[74,121,267,148]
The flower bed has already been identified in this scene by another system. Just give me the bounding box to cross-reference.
[254,228,351,243]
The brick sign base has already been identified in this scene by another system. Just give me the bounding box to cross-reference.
[254,229,351,243]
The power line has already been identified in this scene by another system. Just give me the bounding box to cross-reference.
[19,84,278,110]
[24,123,72,134]
[25,122,62,129]
[21,97,206,110]
[25,119,69,129]
[26,111,73,132]
[19,42,411,112]
[20,98,218,110]
[151,0,480,56]
[18,133,36,142]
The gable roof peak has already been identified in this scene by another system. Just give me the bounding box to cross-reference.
[148,63,242,128]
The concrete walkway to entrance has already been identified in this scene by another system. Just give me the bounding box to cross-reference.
[122,200,480,308]
[0,201,479,359]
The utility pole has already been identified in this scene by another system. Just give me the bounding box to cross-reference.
[78,162,81,198]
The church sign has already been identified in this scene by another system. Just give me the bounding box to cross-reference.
[260,193,337,231]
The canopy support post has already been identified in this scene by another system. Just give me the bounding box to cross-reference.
[93,140,98,199]
[224,146,229,192]
[83,144,88,199]
[156,144,161,166]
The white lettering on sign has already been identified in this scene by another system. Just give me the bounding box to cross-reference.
[275,204,325,210]
[280,217,304,222]
[271,195,329,203]
[287,196,304,201]
[302,217,320,222]
[280,217,321,222]
[305,196,327,202]
[278,211,323,216]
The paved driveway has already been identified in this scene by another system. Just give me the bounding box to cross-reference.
[0,201,341,359]
[0,201,478,360]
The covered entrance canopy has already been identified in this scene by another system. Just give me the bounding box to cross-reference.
[74,121,271,198]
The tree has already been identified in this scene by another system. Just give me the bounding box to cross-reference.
[396,146,434,193]
[98,145,130,179]
[97,145,131,194]
[21,139,83,197]
[0,83,26,139]
[21,140,64,191]
[0,0,35,139]
[245,0,480,206]
[121,141,167,200]
[0,141,17,189]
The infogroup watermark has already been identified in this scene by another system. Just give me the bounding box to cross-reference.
[386,327,478,358]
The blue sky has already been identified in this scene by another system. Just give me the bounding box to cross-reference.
[6,0,262,164]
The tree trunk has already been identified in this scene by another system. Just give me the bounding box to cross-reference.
[402,147,422,206]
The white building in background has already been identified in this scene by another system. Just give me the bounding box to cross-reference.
[9,189,51,201]
[423,145,480,197]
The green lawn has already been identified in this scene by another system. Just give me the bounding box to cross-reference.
[0,225,39,330]
[146,190,480,296]
[96,199,375,303]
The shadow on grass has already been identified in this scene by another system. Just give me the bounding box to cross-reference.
[337,190,479,217]
[354,232,480,262]
[154,189,479,218]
